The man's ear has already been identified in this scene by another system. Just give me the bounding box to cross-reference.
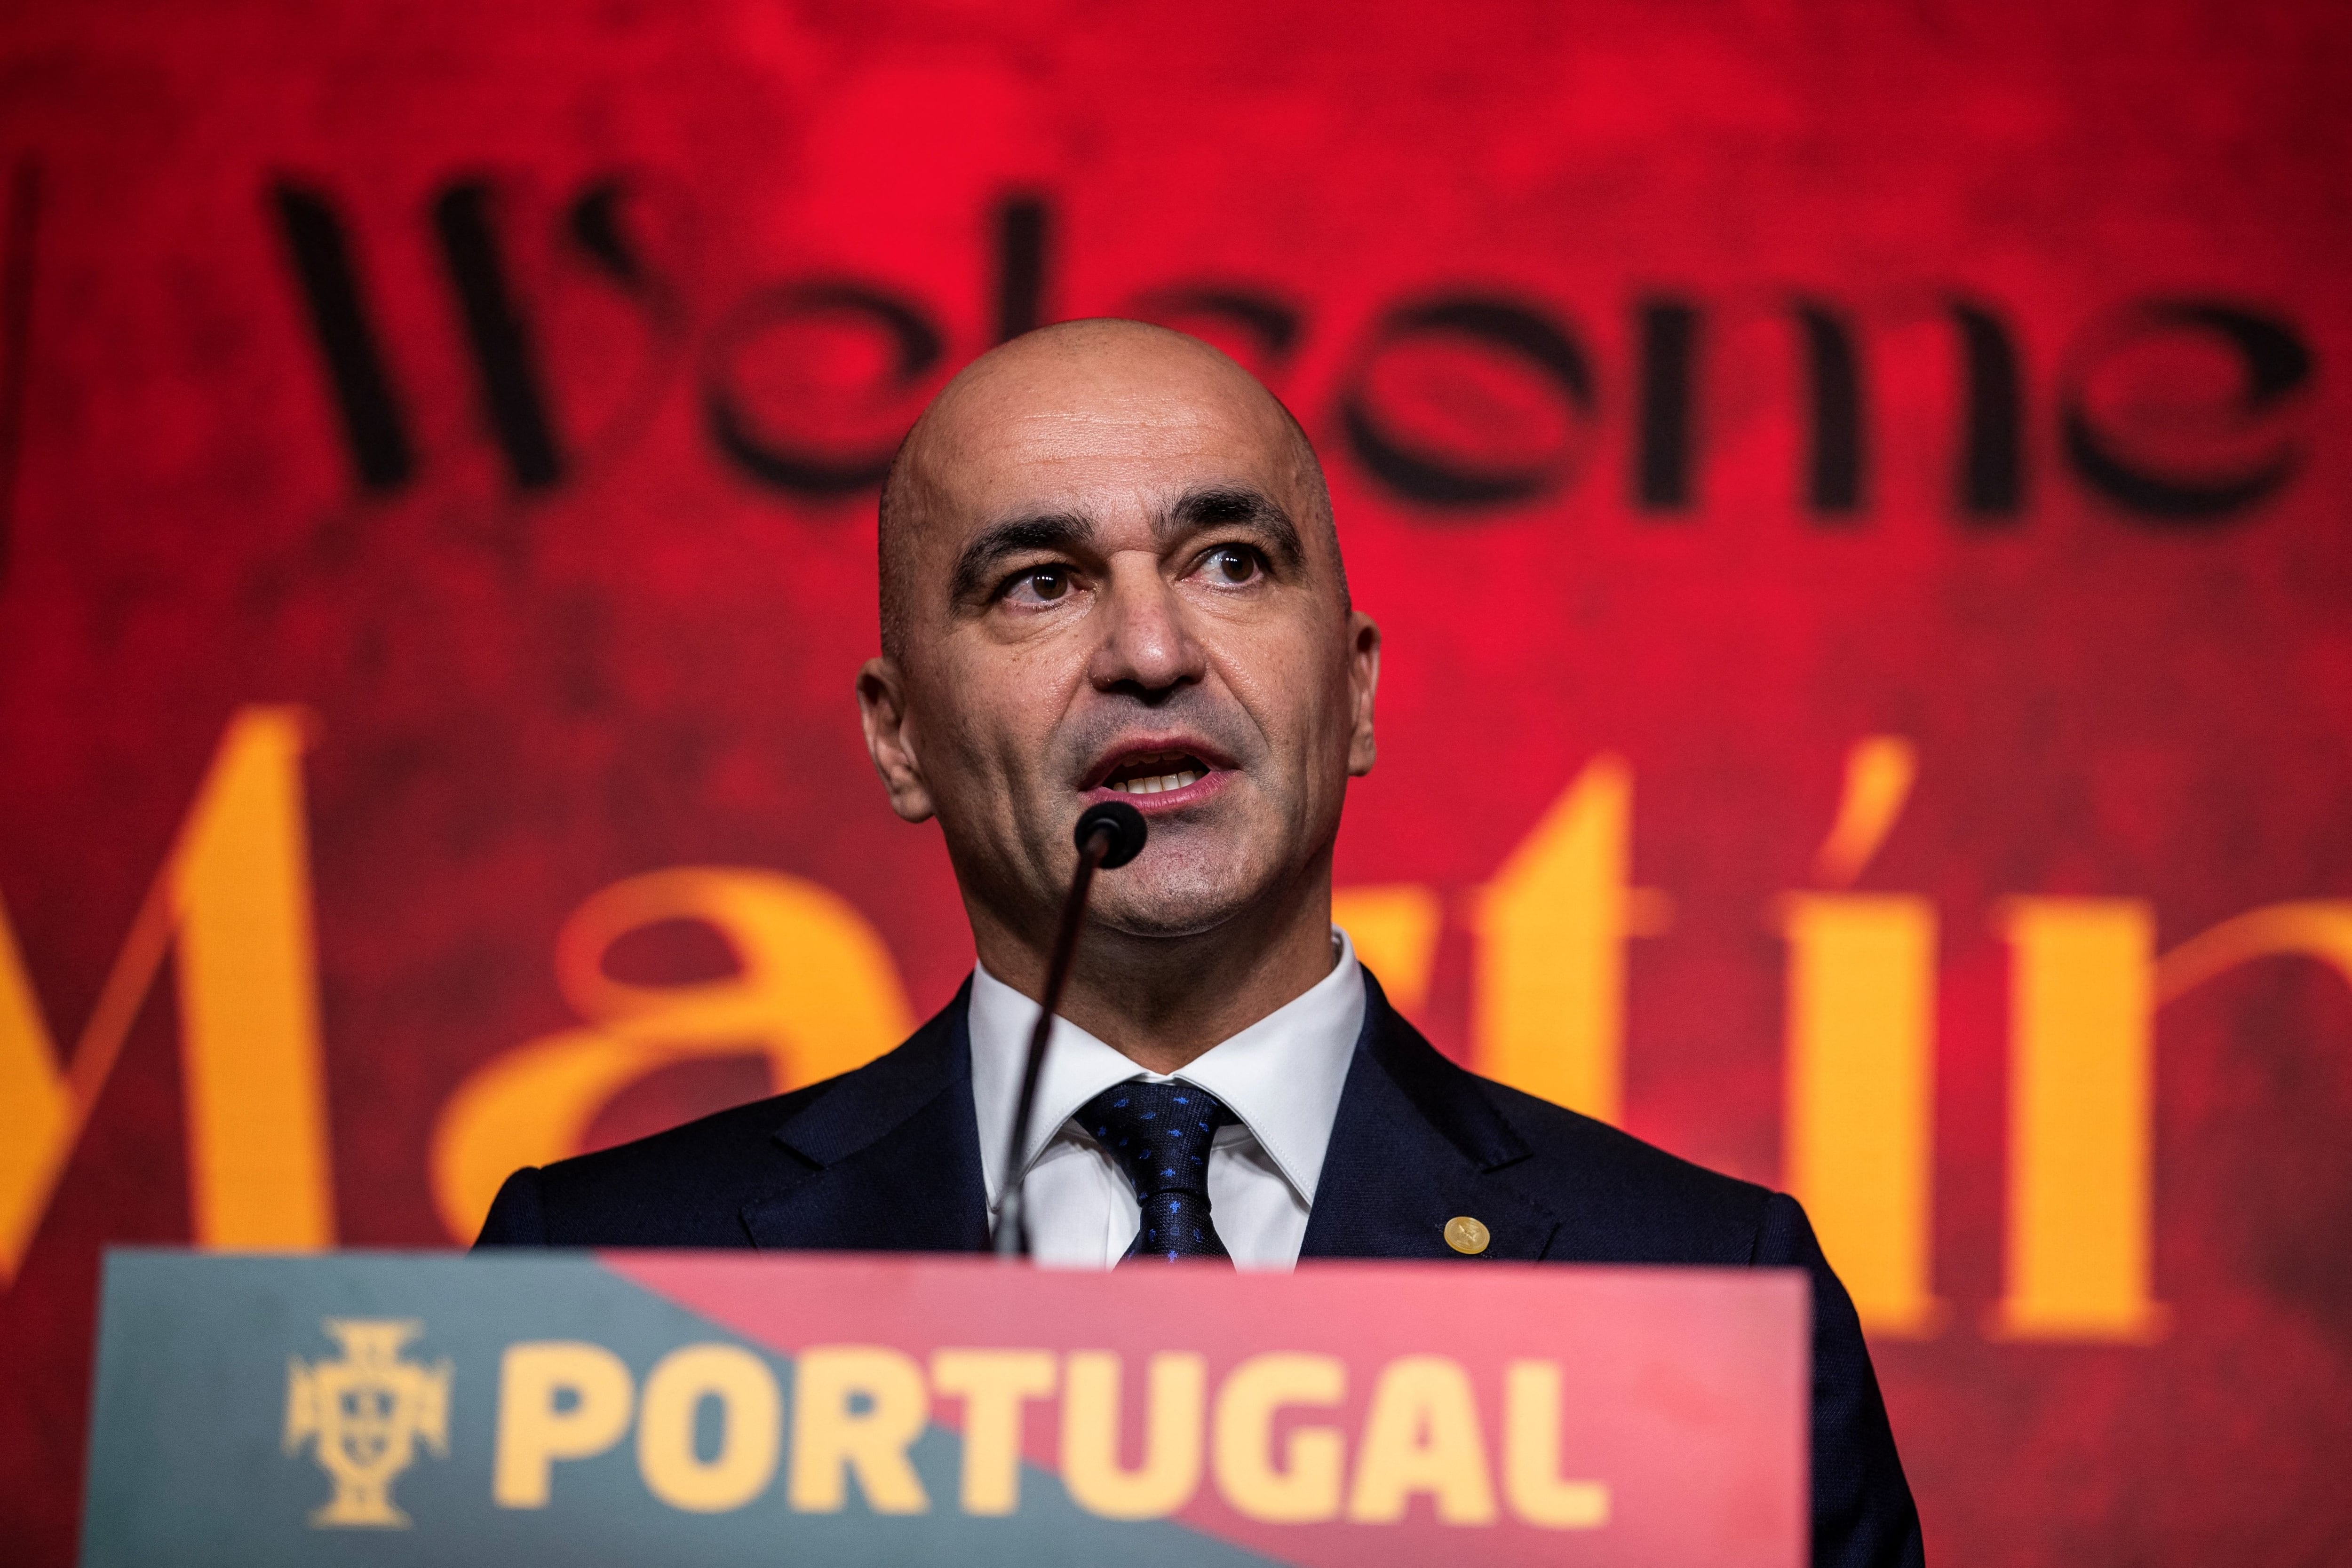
[1345,611,1381,777]
[856,657,938,822]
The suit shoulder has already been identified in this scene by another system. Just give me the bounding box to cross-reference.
[511,992,969,1247]
[1474,1073,1775,1263]
[522,1075,837,1245]
[545,1075,833,1188]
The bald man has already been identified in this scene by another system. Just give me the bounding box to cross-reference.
[478,321,1923,1568]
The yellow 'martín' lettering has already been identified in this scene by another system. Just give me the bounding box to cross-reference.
[481,1341,1612,1530]
[0,707,334,1284]
[429,870,915,1246]
[1471,756,1671,1125]
[1991,895,2352,1343]
[1778,891,1942,1338]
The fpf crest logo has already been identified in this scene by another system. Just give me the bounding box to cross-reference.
[283,1318,451,1527]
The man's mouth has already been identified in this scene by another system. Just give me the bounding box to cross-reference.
[1099,750,1210,795]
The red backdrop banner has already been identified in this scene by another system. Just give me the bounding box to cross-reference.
[4,1,2350,1562]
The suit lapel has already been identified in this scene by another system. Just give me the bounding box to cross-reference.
[739,985,992,1253]
[736,971,1559,1264]
[1300,974,1561,1263]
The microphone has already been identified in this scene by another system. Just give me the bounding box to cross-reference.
[994,799,1149,1258]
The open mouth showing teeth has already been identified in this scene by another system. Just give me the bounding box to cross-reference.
[1102,751,1209,795]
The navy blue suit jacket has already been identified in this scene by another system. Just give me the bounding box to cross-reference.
[478,972,1923,1568]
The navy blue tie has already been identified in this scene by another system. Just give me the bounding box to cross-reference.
[1078,1079,1236,1264]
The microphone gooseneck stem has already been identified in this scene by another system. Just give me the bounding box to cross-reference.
[995,821,1114,1258]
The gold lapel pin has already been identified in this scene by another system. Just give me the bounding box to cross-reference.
[1443,1215,1491,1255]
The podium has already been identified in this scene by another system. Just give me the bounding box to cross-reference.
[80,1249,1806,1567]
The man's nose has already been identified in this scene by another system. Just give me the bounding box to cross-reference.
[1086,552,1208,696]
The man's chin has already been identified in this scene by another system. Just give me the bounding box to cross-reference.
[1085,868,1289,942]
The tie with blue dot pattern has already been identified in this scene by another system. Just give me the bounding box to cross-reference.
[1077,1079,1236,1264]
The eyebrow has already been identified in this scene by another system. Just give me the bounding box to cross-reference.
[949,513,1096,604]
[946,486,1307,608]
[1166,485,1304,567]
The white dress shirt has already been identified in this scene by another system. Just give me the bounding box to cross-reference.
[968,928,1365,1270]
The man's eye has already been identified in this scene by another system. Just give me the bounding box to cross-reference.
[1205,546,1261,585]
[1010,565,1071,602]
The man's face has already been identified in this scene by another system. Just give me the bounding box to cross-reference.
[861,335,1378,942]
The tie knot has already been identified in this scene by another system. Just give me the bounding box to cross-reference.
[1077,1079,1233,1201]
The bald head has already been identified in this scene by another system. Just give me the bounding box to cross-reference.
[877,319,1337,661]
[853,316,1381,998]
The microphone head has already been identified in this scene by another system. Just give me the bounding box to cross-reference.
[1075,800,1149,869]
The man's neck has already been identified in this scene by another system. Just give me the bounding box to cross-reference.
[969,872,1339,1076]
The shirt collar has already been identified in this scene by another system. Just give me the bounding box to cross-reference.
[967,928,1366,1212]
